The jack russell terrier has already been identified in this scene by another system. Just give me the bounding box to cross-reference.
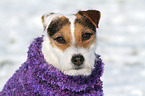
[0,10,104,96]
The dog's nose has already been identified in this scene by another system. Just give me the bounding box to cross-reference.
[71,54,84,66]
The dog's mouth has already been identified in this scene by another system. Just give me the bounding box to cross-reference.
[73,65,84,70]
[74,67,83,70]
[63,67,92,76]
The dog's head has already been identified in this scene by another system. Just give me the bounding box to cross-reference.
[41,10,101,76]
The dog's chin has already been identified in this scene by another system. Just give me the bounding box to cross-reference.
[63,68,92,76]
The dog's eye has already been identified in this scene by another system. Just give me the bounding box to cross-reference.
[82,33,93,41]
[54,37,66,44]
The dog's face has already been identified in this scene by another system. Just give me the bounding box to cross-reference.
[42,10,101,76]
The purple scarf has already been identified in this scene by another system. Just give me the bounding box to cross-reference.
[0,36,104,96]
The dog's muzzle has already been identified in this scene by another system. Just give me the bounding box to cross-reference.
[71,54,84,66]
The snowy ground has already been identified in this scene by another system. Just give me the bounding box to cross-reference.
[0,0,145,96]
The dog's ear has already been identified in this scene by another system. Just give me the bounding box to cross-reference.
[77,10,101,28]
[41,13,54,32]
[41,13,62,32]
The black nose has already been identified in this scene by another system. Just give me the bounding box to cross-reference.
[71,54,84,66]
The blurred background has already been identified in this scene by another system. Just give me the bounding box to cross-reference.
[0,0,145,96]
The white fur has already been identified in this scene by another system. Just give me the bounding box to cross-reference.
[42,13,97,76]
[65,15,76,44]
[42,33,59,68]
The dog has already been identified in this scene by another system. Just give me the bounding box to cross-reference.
[42,10,101,76]
[0,10,104,96]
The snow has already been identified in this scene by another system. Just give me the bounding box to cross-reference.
[0,0,145,95]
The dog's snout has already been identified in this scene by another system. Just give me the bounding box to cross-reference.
[71,54,84,66]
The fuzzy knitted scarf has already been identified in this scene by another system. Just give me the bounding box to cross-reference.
[0,36,104,96]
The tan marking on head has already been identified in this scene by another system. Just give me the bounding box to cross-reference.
[74,23,96,49]
[73,10,101,49]
[48,16,72,51]
[41,16,45,23]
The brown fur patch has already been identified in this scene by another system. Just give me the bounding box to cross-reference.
[75,14,96,32]
[48,14,97,51]
[74,23,96,49]
[77,10,101,28]
[49,22,72,52]
[41,16,45,23]
[74,14,96,48]
[47,16,70,37]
